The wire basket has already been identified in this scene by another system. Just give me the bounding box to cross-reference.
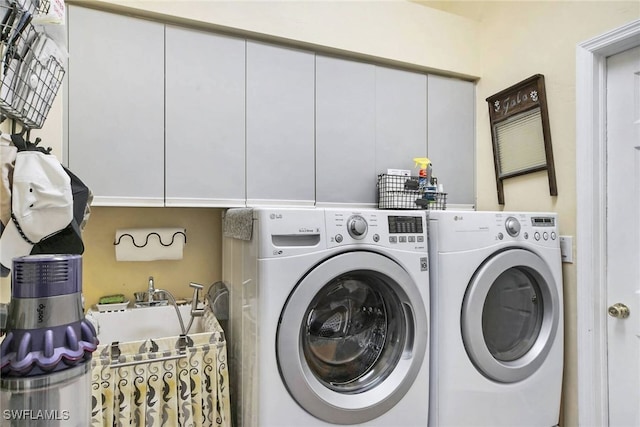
[377,174,447,210]
[0,1,65,129]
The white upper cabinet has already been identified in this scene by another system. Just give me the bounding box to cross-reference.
[427,75,475,208]
[246,41,315,206]
[316,56,376,206]
[375,66,428,175]
[165,26,246,207]
[67,6,165,206]
[66,6,475,209]
[316,59,429,206]
[67,7,247,207]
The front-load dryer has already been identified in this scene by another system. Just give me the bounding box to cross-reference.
[222,207,430,427]
[427,210,564,427]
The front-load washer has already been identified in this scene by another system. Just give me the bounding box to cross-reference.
[427,210,564,427]
[222,207,430,427]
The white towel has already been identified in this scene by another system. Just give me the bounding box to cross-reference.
[114,227,186,261]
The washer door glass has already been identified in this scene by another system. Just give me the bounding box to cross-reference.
[304,273,404,393]
[277,251,427,425]
[462,249,560,383]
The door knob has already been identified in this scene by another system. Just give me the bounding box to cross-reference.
[608,303,630,319]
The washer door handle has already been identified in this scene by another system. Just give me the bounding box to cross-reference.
[401,302,414,358]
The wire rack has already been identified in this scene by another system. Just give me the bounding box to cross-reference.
[377,174,447,210]
[0,0,65,129]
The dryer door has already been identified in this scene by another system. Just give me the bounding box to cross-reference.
[461,248,560,383]
[277,251,427,424]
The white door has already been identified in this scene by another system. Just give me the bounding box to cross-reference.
[606,45,640,427]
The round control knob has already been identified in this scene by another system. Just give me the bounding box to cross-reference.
[505,217,521,237]
[347,215,368,239]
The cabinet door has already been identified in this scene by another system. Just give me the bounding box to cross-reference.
[375,66,427,175]
[246,41,315,206]
[67,6,165,206]
[316,56,376,206]
[165,26,246,207]
[427,75,475,208]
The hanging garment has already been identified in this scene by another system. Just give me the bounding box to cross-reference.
[0,150,84,270]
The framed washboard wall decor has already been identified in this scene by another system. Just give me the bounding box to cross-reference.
[486,74,557,204]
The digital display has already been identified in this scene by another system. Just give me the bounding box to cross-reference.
[531,217,555,227]
[388,216,423,234]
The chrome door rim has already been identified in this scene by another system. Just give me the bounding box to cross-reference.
[461,249,559,383]
[277,251,427,424]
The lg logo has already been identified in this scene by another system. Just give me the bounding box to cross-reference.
[454,215,464,221]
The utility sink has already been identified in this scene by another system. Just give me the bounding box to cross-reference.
[86,304,204,344]
[133,300,169,307]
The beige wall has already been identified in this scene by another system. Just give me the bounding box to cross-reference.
[463,2,638,425]
[79,207,222,308]
[2,1,639,426]
[0,205,223,306]
[84,0,482,78]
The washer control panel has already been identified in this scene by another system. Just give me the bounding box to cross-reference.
[326,209,427,250]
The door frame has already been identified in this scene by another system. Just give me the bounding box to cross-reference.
[576,19,640,426]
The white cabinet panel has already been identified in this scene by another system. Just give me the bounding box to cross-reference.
[316,56,376,206]
[375,66,428,175]
[246,41,315,206]
[67,7,475,209]
[427,75,475,208]
[165,26,246,207]
[67,6,165,206]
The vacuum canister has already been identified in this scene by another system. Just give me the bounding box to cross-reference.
[0,255,98,426]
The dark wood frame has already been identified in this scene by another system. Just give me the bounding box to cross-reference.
[486,74,557,204]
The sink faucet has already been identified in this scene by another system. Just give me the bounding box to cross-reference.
[148,276,155,303]
[189,282,205,318]
[133,278,207,336]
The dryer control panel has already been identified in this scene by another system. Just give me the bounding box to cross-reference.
[493,214,557,243]
[325,209,427,251]
[428,210,559,252]
[492,213,558,244]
